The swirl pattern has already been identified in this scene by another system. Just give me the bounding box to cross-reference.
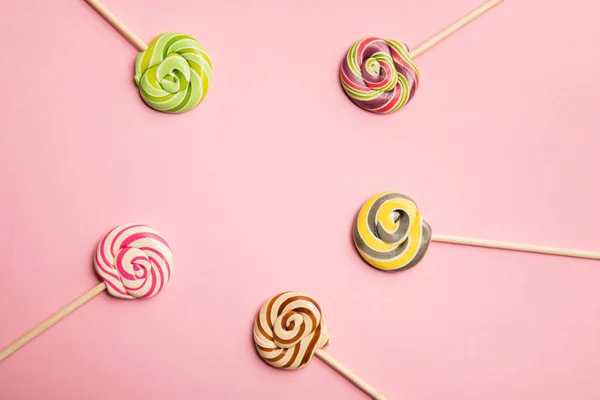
[94,224,173,299]
[353,192,431,271]
[253,292,329,369]
[134,33,212,113]
[340,37,419,114]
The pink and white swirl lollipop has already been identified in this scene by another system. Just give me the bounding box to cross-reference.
[94,224,173,299]
[0,224,173,361]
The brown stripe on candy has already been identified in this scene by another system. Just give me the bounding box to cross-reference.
[278,297,320,329]
[256,344,277,352]
[295,307,317,328]
[268,348,287,364]
[253,292,330,370]
[260,292,289,340]
[299,323,323,368]
[275,323,306,346]
[282,342,301,369]
[266,292,286,327]
[255,317,273,341]
[281,311,294,327]
[314,300,322,313]
[279,295,317,313]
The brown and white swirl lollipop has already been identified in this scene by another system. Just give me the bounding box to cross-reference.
[254,291,388,400]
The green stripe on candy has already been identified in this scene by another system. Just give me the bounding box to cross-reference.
[341,84,380,101]
[389,74,410,113]
[386,39,420,80]
[186,63,209,104]
[134,32,212,114]
[140,66,166,97]
[140,85,187,112]
[169,73,198,113]
[340,80,379,100]
[157,54,190,93]
[366,51,397,93]
[347,41,362,77]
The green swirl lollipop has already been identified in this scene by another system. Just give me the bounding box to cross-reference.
[135,33,212,113]
[86,0,212,114]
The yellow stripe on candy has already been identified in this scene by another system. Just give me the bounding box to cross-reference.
[357,218,423,271]
[375,198,418,243]
[354,192,428,271]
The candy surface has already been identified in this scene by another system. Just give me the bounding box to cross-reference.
[134,33,212,113]
[340,38,419,114]
[353,192,431,271]
[94,224,173,299]
[253,292,329,369]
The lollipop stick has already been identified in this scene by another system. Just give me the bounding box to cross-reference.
[85,0,148,51]
[0,282,107,362]
[431,234,600,260]
[409,0,503,58]
[315,349,388,400]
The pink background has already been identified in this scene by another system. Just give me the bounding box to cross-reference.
[1,0,600,398]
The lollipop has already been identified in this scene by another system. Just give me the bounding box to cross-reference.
[0,224,173,361]
[85,0,212,113]
[340,0,503,113]
[254,291,388,400]
[353,192,600,271]
[353,192,432,271]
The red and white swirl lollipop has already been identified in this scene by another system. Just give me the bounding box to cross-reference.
[0,224,173,361]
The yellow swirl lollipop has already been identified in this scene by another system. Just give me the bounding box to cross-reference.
[354,191,600,270]
[353,192,431,271]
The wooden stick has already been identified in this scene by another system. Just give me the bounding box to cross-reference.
[0,282,107,362]
[431,234,600,260]
[315,349,388,400]
[85,0,147,51]
[409,0,504,58]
